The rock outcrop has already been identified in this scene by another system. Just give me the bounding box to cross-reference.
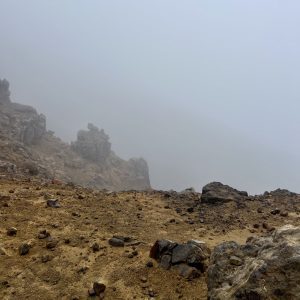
[207,225,300,300]
[0,79,46,145]
[201,182,248,204]
[0,79,151,190]
[0,79,11,104]
[150,239,210,278]
[71,123,111,164]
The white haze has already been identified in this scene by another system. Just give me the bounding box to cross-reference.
[1,1,300,194]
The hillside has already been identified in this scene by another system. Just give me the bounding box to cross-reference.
[0,79,150,191]
[0,177,299,299]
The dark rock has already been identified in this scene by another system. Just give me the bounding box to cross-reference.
[19,243,30,255]
[46,199,60,208]
[270,208,280,215]
[7,227,17,236]
[108,238,124,247]
[92,242,100,252]
[38,230,50,239]
[201,182,248,204]
[149,239,210,276]
[93,281,106,295]
[46,240,58,249]
[146,261,154,268]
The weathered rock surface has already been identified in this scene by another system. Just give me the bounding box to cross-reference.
[0,79,151,191]
[201,182,248,204]
[207,225,300,300]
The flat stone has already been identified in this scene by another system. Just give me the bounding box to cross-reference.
[108,238,124,247]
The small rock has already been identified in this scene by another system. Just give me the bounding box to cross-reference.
[19,243,30,255]
[46,240,58,249]
[140,277,147,283]
[7,227,17,236]
[72,212,81,217]
[38,230,50,239]
[46,199,60,208]
[92,242,100,252]
[108,238,124,247]
[271,209,280,215]
[93,281,106,296]
[146,261,154,268]
[187,207,194,213]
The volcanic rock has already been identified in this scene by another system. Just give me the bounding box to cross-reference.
[207,225,300,300]
[201,182,248,204]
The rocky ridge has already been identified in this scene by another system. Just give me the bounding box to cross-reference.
[0,79,150,191]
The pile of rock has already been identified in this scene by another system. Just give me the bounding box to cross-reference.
[150,239,210,279]
[201,182,248,204]
[207,225,300,300]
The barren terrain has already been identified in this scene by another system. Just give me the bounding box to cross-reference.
[0,176,299,300]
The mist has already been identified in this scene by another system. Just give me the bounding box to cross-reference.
[1,0,300,194]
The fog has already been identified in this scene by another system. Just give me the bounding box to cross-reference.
[1,1,300,193]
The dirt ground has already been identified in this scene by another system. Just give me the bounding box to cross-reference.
[0,177,299,300]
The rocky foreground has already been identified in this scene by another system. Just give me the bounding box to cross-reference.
[0,177,299,300]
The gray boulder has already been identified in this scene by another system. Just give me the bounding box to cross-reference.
[201,182,248,204]
[207,225,300,300]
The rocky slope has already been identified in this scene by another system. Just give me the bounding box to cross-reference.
[0,79,150,190]
[0,177,299,299]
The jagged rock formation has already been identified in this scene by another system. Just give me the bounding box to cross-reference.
[0,79,11,104]
[0,79,151,190]
[207,225,300,300]
[201,182,248,204]
[71,123,111,163]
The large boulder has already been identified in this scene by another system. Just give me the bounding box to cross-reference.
[71,123,111,164]
[201,182,248,204]
[207,225,300,300]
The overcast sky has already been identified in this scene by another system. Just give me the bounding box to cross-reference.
[1,1,300,193]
